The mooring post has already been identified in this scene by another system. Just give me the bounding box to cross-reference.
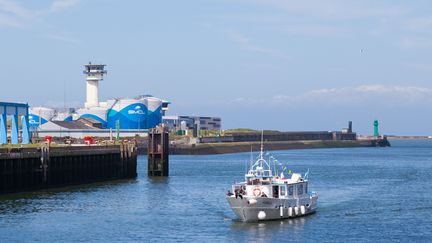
[148,124,169,176]
[40,146,50,185]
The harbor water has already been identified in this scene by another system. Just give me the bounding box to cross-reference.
[1,140,431,242]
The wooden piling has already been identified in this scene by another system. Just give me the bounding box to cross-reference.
[148,125,169,177]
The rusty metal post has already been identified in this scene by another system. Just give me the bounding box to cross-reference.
[148,125,169,176]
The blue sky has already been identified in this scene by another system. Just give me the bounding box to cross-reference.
[1,0,432,135]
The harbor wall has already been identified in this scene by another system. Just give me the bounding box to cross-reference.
[169,140,383,155]
[137,138,390,155]
[0,145,137,195]
[199,131,357,143]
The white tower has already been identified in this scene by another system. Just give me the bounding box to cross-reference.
[83,62,107,108]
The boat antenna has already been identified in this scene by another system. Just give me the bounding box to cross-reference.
[260,130,264,158]
[249,145,253,171]
[260,130,264,168]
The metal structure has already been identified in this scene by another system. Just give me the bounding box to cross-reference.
[374,120,379,137]
[0,102,30,144]
[148,125,169,176]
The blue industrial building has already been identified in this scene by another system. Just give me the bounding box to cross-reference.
[28,63,169,135]
[0,102,30,144]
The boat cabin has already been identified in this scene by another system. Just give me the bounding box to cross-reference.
[271,181,308,199]
[232,175,309,199]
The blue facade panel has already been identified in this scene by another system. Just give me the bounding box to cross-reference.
[147,107,162,128]
[63,115,73,122]
[107,103,149,129]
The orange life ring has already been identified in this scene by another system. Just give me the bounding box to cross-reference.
[253,188,262,197]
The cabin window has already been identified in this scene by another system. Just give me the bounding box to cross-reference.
[280,185,286,196]
[305,184,308,194]
[272,186,279,199]
[288,186,294,196]
[297,184,304,195]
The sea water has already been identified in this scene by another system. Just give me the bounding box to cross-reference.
[0,140,431,242]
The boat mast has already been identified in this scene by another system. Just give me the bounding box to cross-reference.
[249,145,253,172]
[260,130,264,168]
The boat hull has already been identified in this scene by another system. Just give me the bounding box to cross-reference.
[227,195,318,222]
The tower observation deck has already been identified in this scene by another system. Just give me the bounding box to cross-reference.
[84,63,107,108]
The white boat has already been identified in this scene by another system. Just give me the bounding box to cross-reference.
[226,133,318,222]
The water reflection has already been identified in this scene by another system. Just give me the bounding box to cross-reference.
[147,176,170,184]
[230,216,309,239]
[1,141,432,242]
[0,179,137,215]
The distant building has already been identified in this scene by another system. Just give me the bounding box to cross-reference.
[163,116,221,131]
[29,63,170,135]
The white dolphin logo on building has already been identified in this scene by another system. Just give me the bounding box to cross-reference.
[128,105,145,115]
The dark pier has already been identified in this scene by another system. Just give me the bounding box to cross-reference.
[0,144,137,195]
[148,125,169,176]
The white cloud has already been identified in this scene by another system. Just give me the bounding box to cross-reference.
[399,37,432,50]
[0,0,34,27]
[281,25,348,36]
[0,13,21,27]
[49,0,79,13]
[0,0,80,27]
[402,62,432,72]
[46,33,80,43]
[226,30,290,60]
[0,0,33,18]
[216,13,347,35]
[0,0,81,43]
[403,16,432,32]
[227,84,432,107]
[245,0,410,19]
[214,1,412,39]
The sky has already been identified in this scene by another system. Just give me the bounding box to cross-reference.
[1,0,432,135]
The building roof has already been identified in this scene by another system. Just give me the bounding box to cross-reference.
[50,121,99,130]
[0,102,28,108]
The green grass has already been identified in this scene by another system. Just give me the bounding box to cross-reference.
[223,128,257,134]
[223,128,281,135]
